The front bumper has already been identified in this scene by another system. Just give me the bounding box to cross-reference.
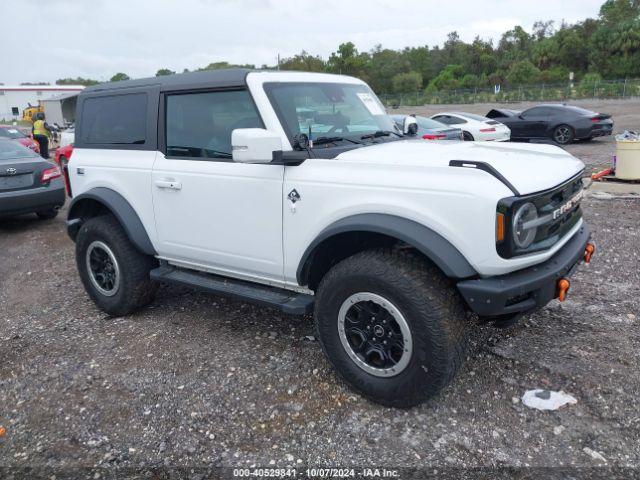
[457,223,591,316]
[0,178,66,217]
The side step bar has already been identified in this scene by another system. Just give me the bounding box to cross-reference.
[150,265,314,315]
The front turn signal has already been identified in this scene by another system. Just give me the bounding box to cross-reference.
[496,213,505,243]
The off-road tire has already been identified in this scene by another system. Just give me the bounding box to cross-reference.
[76,215,158,316]
[36,209,59,220]
[314,249,469,408]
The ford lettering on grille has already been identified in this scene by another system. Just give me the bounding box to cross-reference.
[552,190,583,220]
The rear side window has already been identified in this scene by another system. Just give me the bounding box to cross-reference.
[81,93,147,145]
[165,90,263,160]
[523,107,549,117]
[435,115,465,125]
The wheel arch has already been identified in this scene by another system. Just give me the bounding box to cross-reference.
[297,214,477,290]
[67,187,156,256]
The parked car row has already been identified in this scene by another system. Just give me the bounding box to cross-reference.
[392,103,613,145]
[0,125,40,153]
[0,138,65,220]
[486,104,613,145]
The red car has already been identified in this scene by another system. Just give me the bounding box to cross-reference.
[0,125,40,153]
[55,143,73,167]
[54,143,73,196]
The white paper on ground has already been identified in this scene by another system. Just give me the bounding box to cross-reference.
[521,389,577,411]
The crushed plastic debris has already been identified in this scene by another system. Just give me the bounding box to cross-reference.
[615,130,639,141]
[583,447,607,463]
[521,389,577,411]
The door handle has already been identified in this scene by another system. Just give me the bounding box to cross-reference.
[155,179,182,190]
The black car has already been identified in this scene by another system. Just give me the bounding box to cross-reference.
[0,138,65,220]
[486,104,614,145]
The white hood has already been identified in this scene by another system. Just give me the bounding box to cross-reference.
[335,140,584,195]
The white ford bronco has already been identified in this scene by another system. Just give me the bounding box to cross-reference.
[67,69,594,407]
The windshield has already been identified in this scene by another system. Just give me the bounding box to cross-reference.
[0,139,36,160]
[264,82,399,147]
[0,127,27,139]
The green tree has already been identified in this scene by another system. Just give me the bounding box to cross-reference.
[540,66,570,83]
[110,72,130,82]
[428,64,463,90]
[367,45,411,92]
[460,73,479,88]
[279,51,325,72]
[156,68,175,76]
[392,71,422,93]
[56,77,99,86]
[506,60,541,85]
[327,42,368,79]
[498,26,534,66]
[401,46,435,85]
[198,61,255,71]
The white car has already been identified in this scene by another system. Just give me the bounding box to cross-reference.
[66,69,593,407]
[431,112,511,142]
[59,125,75,148]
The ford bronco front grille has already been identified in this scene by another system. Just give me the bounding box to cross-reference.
[497,172,584,258]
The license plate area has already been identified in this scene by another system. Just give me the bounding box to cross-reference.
[0,174,33,190]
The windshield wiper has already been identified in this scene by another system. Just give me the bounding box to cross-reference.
[312,136,364,147]
[361,130,402,140]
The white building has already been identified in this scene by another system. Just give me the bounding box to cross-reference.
[0,85,85,122]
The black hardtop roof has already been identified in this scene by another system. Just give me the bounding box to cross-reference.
[81,68,253,94]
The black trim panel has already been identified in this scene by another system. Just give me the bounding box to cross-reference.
[151,264,314,315]
[449,160,520,195]
[457,223,589,316]
[297,213,477,285]
[66,187,156,255]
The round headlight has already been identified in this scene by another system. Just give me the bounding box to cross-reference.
[512,202,538,248]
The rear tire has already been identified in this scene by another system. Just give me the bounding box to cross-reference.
[314,249,469,408]
[552,124,574,145]
[462,131,474,141]
[76,215,158,316]
[36,209,58,220]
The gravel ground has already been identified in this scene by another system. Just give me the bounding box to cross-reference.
[1,100,640,478]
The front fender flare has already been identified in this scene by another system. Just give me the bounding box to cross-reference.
[297,213,477,285]
[67,187,156,255]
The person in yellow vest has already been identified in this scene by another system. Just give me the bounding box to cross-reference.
[32,112,52,159]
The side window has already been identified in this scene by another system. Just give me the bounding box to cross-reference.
[165,90,263,160]
[448,116,466,125]
[523,107,548,118]
[432,115,447,124]
[81,93,147,145]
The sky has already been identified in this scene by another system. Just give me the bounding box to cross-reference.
[2,0,605,85]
